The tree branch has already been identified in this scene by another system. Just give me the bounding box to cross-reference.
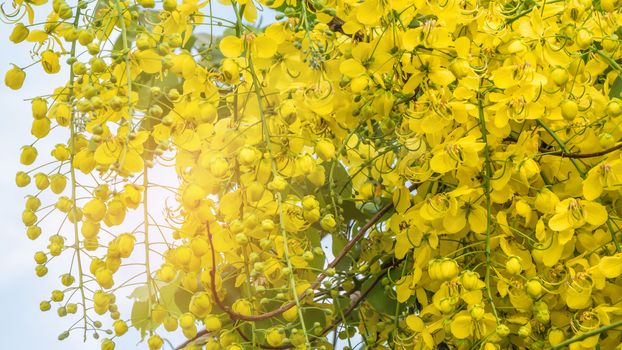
[539,142,622,159]
[174,184,417,349]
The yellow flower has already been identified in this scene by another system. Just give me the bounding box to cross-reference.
[548,198,607,232]
[582,160,622,200]
[430,135,484,174]
[41,50,60,74]
[4,65,26,90]
[402,54,455,92]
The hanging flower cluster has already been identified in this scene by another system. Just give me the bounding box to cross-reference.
[5,0,622,349]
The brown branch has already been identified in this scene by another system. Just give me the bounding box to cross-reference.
[233,268,390,349]
[539,142,622,159]
[210,200,395,322]
[175,184,417,349]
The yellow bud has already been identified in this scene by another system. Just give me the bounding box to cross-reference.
[307,166,325,187]
[505,256,522,275]
[268,176,287,191]
[148,335,163,350]
[117,233,135,258]
[51,144,70,161]
[460,270,482,290]
[34,251,47,264]
[210,157,229,177]
[34,173,49,190]
[246,181,264,202]
[163,316,178,332]
[550,66,569,86]
[575,28,593,49]
[20,146,37,165]
[22,210,37,226]
[157,264,176,282]
[113,320,128,336]
[179,312,195,329]
[238,147,258,165]
[266,327,284,346]
[163,0,177,11]
[83,198,106,222]
[440,259,459,280]
[315,139,336,161]
[78,29,94,46]
[27,226,42,240]
[5,65,26,90]
[55,196,72,213]
[95,268,114,289]
[449,58,471,79]
[560,100,578,120]
[16,171,31,187]
[31,118,51,138]
[101,339,115,350]
[50,174,67,194]
[232,299,252,317]
[31,98,48,119]
[25,195,41,211]
[525,279,543,298]
[41,50,60,74]
[10,23,29,44]
[204,315,222,332]
[470,305,485,321]
[320,214,337,232]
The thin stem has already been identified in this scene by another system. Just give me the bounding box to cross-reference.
[477,92,499,319]
[67,4,88,342]
[550,319,622,349]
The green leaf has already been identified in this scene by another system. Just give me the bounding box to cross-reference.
[362,276,397,315]
[342,199,369,223]
[610,76,622,99]
[326,161,352,197]
[331,234,351,271]
[128,285,150,301]
[174,286,193,314]
[131,300,157,340]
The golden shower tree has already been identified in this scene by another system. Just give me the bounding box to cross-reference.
[5,0,622,349]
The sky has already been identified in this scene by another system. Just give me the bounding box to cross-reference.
[0,3,275,349]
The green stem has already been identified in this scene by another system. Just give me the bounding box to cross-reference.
[477,93,499,319]
[248,55,311,347]
[550,319,622,349]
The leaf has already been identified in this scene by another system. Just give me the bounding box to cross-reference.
[331,233,351,271]
[131,300,156,339]
[342,199,369,222]
[128,285,150,301]
[327,161,352,197]
[363,276,397,314]
[609,76,622,98]
[174,286,193,314]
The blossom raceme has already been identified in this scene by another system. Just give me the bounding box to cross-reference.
[4,0,622,349]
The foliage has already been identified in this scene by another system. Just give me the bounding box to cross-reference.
[4,0,622,349]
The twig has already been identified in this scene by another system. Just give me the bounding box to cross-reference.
[539,143,622,159]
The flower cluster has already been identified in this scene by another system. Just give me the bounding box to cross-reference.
[5,0,622,349]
